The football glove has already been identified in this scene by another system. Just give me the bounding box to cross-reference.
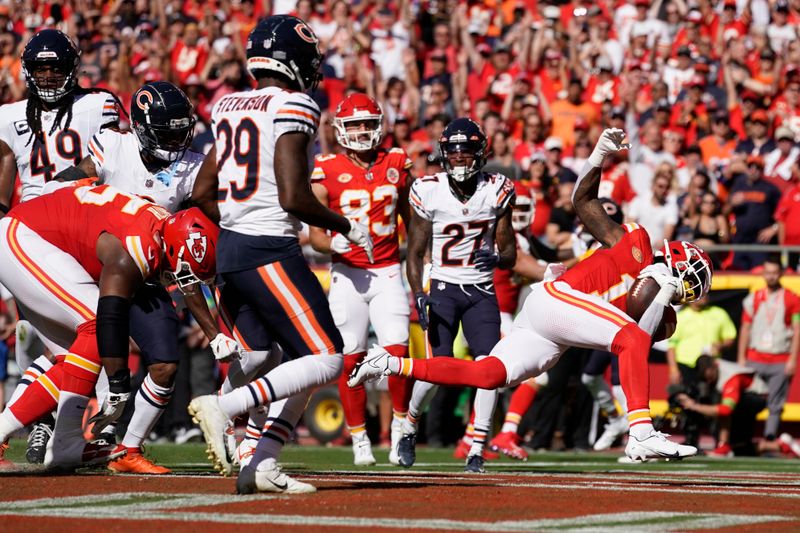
[414,291,430,330]
[330,233,352,254]
[210,333,240,362]
[89,370,131,437]
[345,220,374,263]
[588,128,630,168]
[473,248,499,272]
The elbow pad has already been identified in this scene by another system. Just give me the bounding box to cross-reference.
[97,295,130,358]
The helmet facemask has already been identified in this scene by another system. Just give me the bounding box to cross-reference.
[511,196,534,232]
[441,142,484,182]
[134,115,195,163]
[661,240,713,304]
[334,116,382,151]
[24,61,78,103]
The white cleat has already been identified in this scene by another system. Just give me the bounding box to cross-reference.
[224,420,238,466]
[236,440,257,469]
[237,459,316,494]
[188,395,233,476]
[352,434,376,466]
[625,430,697,461]
[389,417,403,466]
[348,344,392,387]
[593,416,629,451]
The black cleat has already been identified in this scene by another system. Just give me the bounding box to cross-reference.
[464,454,485,473]
[26,418,54,464]
[397,432,417,468]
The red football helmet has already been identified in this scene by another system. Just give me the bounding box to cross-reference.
[512,181,536,232]
[161,207,219,292]
[333,93,383,151]
[660,240,713,304]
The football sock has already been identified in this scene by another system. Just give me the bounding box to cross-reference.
[581,373,618,416]
[338,352,367,432]
[628,409,654,439]
[407,380,437,429]
[7,362,61,427]
[402,356,507,389]
[244,407,269,448]
[0,410,24,443]
[7,355,53,407]
[121,374,173,448]
[218,354,342,419]
[500,380,538,434]
[611,323,650,421]
[468,424,489,457]
[221,350,271,393]
[250,391,310,468]
[384,344,413,414]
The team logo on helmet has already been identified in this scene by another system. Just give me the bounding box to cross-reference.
[294,23,318,44]
[136,89,154,112]
[386,168,400,184]
[186,231,208,263]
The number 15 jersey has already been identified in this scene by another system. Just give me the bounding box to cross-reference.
[410,171,514,285]
[212,87,321,239]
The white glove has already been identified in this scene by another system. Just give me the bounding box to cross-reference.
[89,391,130,437]
[210,333,241,362]
[345,220,374,263]
[638,263,683,304]
[588,128,630,168]
[330,233,352,254]
[543,262,567,282]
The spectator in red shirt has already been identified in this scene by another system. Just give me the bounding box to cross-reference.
[512,113,548,171]
[171,22,208,86]
[776,179,800,268]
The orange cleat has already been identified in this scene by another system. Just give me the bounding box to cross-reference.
[489,431,529,461]
[453,439,499,460]
[0,441,13,469]
[108,446,171,474]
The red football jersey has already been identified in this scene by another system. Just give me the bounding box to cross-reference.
[312,148,412,269]
[558,223,653,313]
[9,185,168,280]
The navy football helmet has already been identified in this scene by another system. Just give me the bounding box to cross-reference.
[21,29,80,103]
[439,118,488,182]
[131,81,196,163]
[246,15,322,93]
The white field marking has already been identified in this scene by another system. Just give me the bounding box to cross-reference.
[295,474,800,499]
[0,495,791,532]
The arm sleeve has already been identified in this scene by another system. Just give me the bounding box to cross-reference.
[100,94,120,127]
[495,175,516,213]
[718,374,752,416]
[87,131,111,178]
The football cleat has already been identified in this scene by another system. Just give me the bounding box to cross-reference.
[188,395,233,476]
[453,439,499,460]
[708,443,734,458]
[352,433,376,466]
[108,446,171,474]
[237,460,316,494]
[26,418,54,464]
[625,430,697,461]
[488,431,528,461]
[397,431,417,468]
[464,454,485,473]
[224,420,238,465]
[389,417,403,466]
[0,441,12,469]
[779,433,800,458]
[348,344,392,387]
[593,416,629,451]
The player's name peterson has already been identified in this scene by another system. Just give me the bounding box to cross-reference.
[216,94,274,113]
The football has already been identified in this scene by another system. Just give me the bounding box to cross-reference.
[626,277,677,342]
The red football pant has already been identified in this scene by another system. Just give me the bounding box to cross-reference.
[406,356,507,389]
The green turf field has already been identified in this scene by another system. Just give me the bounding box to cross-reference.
[8,439,798,474]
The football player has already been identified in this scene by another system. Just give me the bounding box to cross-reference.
[351,128,714,463]
[0,29,124,464]
[0,29,121,210]
[0,184,218,469]
[55,81,239,474]
[397,117,517,473]
[189,15,373,494]
[309,93,414,466]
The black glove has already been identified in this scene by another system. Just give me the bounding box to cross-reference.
[473,248,500,272]
[414,291,430,330]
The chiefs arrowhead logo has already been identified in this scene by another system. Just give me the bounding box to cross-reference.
[186,231,207,263]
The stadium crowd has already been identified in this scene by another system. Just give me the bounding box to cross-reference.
[0,0,799,467]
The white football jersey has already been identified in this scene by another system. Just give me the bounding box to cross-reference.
[410,171,514,284]
[88,128,203,214]
[212,87,320,238]
[0,92,119,202]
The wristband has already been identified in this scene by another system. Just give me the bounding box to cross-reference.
[107,369,131,394]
